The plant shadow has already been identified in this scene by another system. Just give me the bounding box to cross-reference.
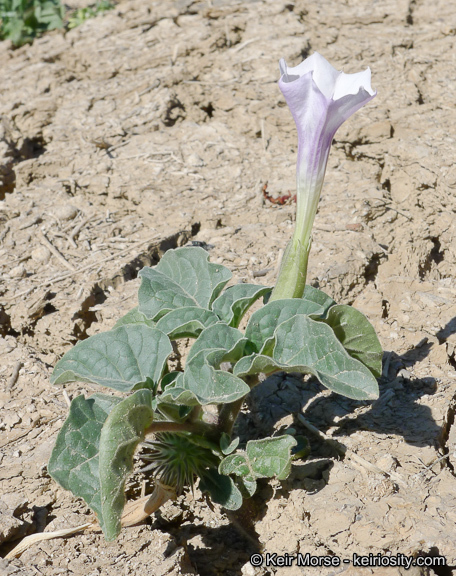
[242,335,441,450]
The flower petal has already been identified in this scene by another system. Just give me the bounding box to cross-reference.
[333,67,375,100]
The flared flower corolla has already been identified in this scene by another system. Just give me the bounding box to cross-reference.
[272,52,376,300]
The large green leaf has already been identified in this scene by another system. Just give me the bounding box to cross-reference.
[212,284,271,328]
[321,304,383,378]
[48,394,120,531]
[219,435,296,483]
[156,307,219,339]
[199,468,243,510]
[302,285,335,315]
[98,389,155,540]
[114,307,155,329]
[179,351,250,405]
[51,325,172,393]
[245,295,330,354]
[160,324,250,405]
[138,247,231,321]
[235,315,379,400]
[186,323,249,365]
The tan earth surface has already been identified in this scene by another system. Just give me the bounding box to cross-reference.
[1,0,456,574]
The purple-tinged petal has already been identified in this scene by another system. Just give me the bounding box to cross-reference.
[271,52,376,301]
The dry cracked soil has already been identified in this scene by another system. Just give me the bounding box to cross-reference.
[1,0,456,575]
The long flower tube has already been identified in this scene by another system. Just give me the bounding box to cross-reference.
[271,52,376,301]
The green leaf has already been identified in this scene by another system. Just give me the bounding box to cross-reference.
[220,433,240,455]
[98,389,155,540]
[235,315,379,400]
[138,247,231,321]
[156,307,219,339]
[212,284,272,328]
[161,355,250,406]
[236,477,257,498]
[0,0,63,44]
[219,435,296,482]
[157,374,192,421]
[186,323,249,365]
[302,285,335,315]
[199,468,243,510]
[245,294,332,354]
[114,307,155,329]
[219,453,253,481]
[51,325,172,393]
[48,394,120,531]
[160,324,251,406]
[321,304,383,378]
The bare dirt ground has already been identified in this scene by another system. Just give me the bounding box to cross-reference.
[1,0,456,574]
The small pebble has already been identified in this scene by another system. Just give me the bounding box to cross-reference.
[31,245,51,264]
[3,412,21,429]
[186,153,205,166]
[52,204,79,221]
[9,263,27,278]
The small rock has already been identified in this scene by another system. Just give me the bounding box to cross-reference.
[2,411,21,429]
[397,368,411,379]
[186,153,205,167]
[31,245,51,264]
[1,494,28,515]
[241,562,257,576]
[0,495,30,546]
[51,204,79,221]
[9,263,27,278]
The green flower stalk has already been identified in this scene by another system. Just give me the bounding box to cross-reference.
[271,52,376,301]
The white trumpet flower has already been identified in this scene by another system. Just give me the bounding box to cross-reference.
[272,52,376,300]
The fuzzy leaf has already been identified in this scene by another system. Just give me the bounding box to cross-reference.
[98,389,155,540]
[159,324,251,405]
[186,323,249,365]
[48,394,120,532]
[237,477,257,498]
[114,307,155,329]
[245,295,330,354]
[302,285,335,315]
[199,468,243,510]
[138,247,231,321]
[212,284,271,327]
[51,325,172,393]
[220,433,240,455]
[160,357,250,406]
[235,315,379,400]
[156,307,219,339]
[219,435,297,482]
[321,304,383,377]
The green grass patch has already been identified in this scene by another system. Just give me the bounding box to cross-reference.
[0,0,115,46]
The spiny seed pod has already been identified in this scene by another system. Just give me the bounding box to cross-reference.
[141,433,219,494]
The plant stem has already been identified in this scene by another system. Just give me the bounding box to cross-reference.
[270,234,310,301]
[217,375,259,435]
[217,398,244,436]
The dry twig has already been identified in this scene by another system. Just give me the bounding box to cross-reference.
[7,361,23,390]
[39,230,75,271]
[5,483,176,559]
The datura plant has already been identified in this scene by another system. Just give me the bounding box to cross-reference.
[48,52,382,541]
